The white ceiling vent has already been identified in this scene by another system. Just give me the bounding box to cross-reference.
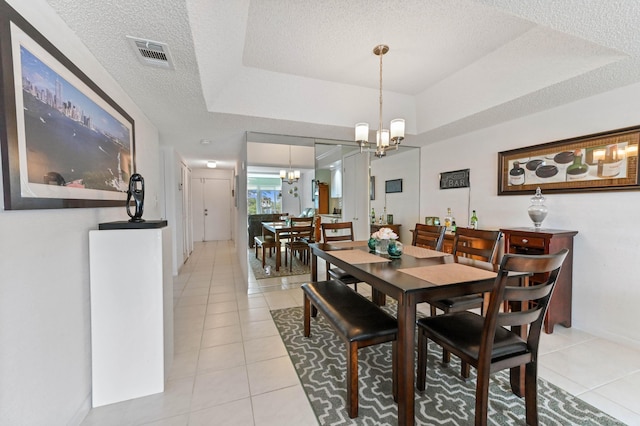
[126,36,174,70]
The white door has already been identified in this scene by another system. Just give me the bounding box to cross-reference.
[204,178,231,241]
[192,178,232,241]
[342,152,369,240]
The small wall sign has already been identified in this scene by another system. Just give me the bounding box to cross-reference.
[440,169,470,189]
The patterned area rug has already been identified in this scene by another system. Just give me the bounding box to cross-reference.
[272,305,625,426]
[248,248,310,279]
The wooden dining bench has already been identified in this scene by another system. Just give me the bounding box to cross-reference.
[254,236,279,268]
[301,280,398,418]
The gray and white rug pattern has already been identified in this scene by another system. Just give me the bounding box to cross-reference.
[272,306,624,426]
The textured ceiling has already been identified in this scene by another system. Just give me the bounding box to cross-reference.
[45,0,640,169]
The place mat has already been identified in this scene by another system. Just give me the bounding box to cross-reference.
[399,263,496,285]
[328,249,390,264]
[402,245,449,259]
[326,240,368,248]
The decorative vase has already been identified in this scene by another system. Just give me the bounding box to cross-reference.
[368,237,377,251]
[528,187,548,228]
[375,239,390,254]
[387,240,403,258]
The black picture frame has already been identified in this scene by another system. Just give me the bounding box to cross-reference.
[0,1,135,209]
[385,178,403,193]
[369,176,375,200]
[311,179,318,202]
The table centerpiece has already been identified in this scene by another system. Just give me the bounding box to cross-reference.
[368,227,402,257]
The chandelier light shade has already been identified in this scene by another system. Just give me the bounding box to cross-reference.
[355,44,405,158]
[280,145,300,184]
[355,122,369,145]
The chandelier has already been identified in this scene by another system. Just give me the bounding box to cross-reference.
[355,44,405,158]
[280,145,300,184]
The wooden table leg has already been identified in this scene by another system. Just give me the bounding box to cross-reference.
[396,294,416,426]
[311,250,318,281]
[372,289,386,306]
[275,232,281,271]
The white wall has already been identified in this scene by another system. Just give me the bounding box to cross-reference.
[161,147,190,275]
[0,1,162,424]
[281,170,315,216]
[237,147,249,282]
[371,149,421,243]
[420,81,640,349]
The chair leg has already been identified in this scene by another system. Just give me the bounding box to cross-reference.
[474,365,491,426]
[347,342,359,418]
[442,348,451,365]
[417,328,428,391]
[392,340,398,402]
[289,248,293,272]
[461,361,470,379]
[303,295,311,337]
[524,362,539,426]
[261,246,266,269]
[430,305,437,317]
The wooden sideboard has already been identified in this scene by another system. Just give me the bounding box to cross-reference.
[371,223,402,241]
[500,227,578,334]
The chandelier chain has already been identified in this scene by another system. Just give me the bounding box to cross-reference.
[379,44,384,137]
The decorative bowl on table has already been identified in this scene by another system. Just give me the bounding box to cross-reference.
[387,241,403,258]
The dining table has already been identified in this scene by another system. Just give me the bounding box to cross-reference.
[261,221,308,271]
[309,241,528,426]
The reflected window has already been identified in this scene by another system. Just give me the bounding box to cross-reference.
[247,175,282,214]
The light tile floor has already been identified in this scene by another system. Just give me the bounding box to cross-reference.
[81,241,640,426]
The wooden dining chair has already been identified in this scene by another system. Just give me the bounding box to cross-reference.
[284,222,313,271]
[416,249,569,426]
[411,223,446,251]
[321,222,361,290]
[280,215,313,243]
[429,227,502,377]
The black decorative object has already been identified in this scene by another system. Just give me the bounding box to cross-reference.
[126,173,144,222]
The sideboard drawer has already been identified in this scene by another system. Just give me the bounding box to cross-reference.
[510,234,545,249]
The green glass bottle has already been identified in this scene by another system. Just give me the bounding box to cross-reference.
[470,210,478,229]
[566,149,589,181]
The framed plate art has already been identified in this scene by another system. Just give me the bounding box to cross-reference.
[0,2,135,209]
[498,126,640,195]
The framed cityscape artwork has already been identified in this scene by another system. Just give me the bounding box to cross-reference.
[498,126,640,195]
[0,1,135,209]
